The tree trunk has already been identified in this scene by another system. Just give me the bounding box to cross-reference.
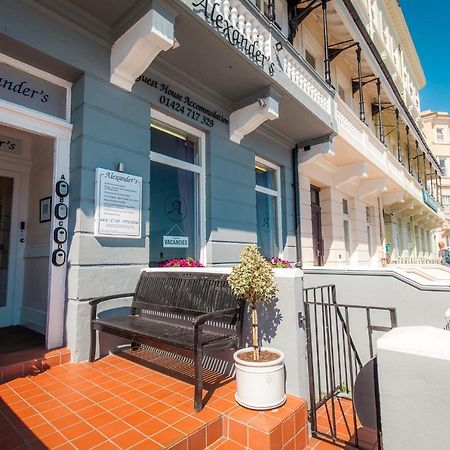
[251,302,260,361]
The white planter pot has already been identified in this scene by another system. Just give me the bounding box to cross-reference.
[233,347,286,410]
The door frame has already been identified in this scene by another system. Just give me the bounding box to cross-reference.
[0,55,72,348]
[0,168,29,326]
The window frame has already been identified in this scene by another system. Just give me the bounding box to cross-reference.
[150,109,207,265]
[436,127,445,143]
[255,156,283,258]
[439,157,447,176]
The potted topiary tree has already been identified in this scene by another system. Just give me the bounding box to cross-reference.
[228,244,286,410]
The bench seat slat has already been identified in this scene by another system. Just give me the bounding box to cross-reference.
[92,316,235,349]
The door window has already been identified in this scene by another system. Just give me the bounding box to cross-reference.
[0,176,13,307]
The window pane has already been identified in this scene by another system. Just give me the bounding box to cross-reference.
[151,123,198,164]
[256,191,279,257]
[255,164,276,189]
[439,158,447,176]
[150,162,199,265]
[0,177,13,307]
[342,199,348,215]
[343,219,351,259]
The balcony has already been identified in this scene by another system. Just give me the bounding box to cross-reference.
[174,0,335,143]
[334,95,443,219]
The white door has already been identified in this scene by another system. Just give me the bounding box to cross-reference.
[0,171,20,327]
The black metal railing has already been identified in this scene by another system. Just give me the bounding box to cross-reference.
[303,284,397,449]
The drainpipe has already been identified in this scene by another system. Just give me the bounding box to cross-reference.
[416,141,421,184]
[268,0,276,23]
[356,45,365,122]
[395,109,402,163]
[376,78,384,144]
[292,145,303,267]
[322,0,331,86]
[406,126,411,174]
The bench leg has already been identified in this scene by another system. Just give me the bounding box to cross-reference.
[131,341,139,351]
[89,328,96,362]
[194,346,203,412]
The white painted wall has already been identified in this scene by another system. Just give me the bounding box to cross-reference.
[377,327,450,450]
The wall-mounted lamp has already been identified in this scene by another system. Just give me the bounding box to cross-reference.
[275,42,283,52]
[258,98,267,107]
[116,162,125,172]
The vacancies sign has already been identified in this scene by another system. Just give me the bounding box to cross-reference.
[192,0,275,76]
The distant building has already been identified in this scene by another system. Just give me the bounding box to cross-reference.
[422,110,450,246]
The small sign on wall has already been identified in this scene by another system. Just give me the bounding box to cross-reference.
[95,168,142,239]
[163,236,189,248]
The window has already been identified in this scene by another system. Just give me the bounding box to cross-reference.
[366,206,373,257]
[149,111,205,266]
[342,199,349,215]
[255,157,282,258]
[442,195,450,212]
[342,198,351,262]
[439,158,447,176]
[305,49,316,69]
[436,127,445,143]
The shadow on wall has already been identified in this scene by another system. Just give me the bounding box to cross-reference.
[242,297,283,347]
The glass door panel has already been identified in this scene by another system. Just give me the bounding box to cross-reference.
[0,176,13,309]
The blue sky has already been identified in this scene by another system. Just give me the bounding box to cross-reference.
[401,1,450,112]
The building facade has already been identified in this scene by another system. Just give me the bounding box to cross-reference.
[422,110,450,246]
[289,0,445,267]
[0,0,444,359]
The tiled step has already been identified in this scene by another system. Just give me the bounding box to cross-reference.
[0,347,71,383]
[216,395,309,450]
[0,351,309,450]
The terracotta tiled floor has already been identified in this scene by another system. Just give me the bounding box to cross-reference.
[0,348,309,449]
[312,397,378,450]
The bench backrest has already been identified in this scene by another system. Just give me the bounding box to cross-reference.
[132,271,242,321]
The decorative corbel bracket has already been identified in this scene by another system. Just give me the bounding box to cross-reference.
[382,191,405,208]
[110,1,176,91]
[358,178,389,200]
[229,94,279,144]
[335,162,368,190]
[298,134,335,165]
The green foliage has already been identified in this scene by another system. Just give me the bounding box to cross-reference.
[227,244,277,305]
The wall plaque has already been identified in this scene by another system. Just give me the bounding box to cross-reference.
[95,168,142,239]
[0,62,66,119]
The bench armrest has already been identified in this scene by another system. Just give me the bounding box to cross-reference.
[193,307,240,327]
[88,293,135,306]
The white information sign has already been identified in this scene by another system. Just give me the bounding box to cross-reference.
[95,168,142,238]
[163,235,189,248]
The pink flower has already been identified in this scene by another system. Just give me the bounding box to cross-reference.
[158,258,204,268]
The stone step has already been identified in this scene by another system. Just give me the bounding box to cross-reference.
[0,347,71,383]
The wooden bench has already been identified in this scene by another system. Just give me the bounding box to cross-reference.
[89,271,244,411]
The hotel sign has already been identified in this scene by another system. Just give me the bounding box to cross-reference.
[135,73,229,129]
[0,134,22,156]
[422,189,438,212]
[0,63,66,119]
[95,168,142,239]
[192,0,275,76]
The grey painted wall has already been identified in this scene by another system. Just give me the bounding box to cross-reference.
[1,1,300,362]
[303,269,450,367]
